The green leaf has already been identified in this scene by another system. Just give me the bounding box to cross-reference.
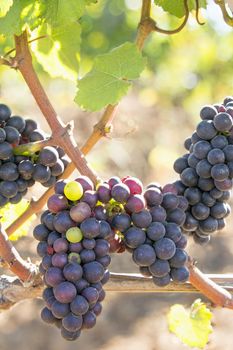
[32,22,81,81]
[44,0,85,28]
[0,0,13,17]
[85,0,98,4]
[154,0,207,18]
[75,42,146,111]
[0,200,36,241]
[0,0,45,36]
[167,299,213,349]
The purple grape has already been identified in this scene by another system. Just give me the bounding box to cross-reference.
[94,205,107,220]
[54,282,77,303]
[70,295,89,316]
[82,311,96,329]
[63,262,83,281]
[80,249,96,263]
[112,213,131,232]
[125,194,145,213]
[52,253,68,268]
[53,211,76,233]
[131,209,152,228]
[70,202,92,223]
[33,224,50,241]
[96,255,111,268]
[176,235,187,249]
[81,190,98,208]
[133,244,156,266]
[53,238,69,253]
[97,183,111,203]
[69,242,83,253]
[54,180,68,195]
[80,218,100,239]
[62,313,83,332]
[61,327,80,341]
[75,176,94,191]
[171,267,189,283]
[154,238,176,260]
[169,248,188,268]
[47,194,69,213]
[94,239,110,257]
[47,231,60,246]
[82,238,96,250]
[146,222,165,241]
[108,176,121,188]
[45,267,64,287]
[82,287,99,304]
[83,261,104,283]
[144,187,163,206]
[41,307,56,324]
[152,274,171,286]
[74,279,89,294]
[91,302,102,316]
[150,206,167,222]
[165,223,182,242]
[124,226,146,248]
[111,183,130,203]
[51,301,70,319]
[149,259,170,277]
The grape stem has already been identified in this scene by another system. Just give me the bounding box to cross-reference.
[188,258,233,309]
[0,271,233,311]
[0,223,36,282]
[214,0,233,27]
[14,31,98,185]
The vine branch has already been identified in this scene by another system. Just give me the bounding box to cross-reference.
[14,31,98,185]
[0,272,233,311]
[0,224,36,282]
[215,0,233,26]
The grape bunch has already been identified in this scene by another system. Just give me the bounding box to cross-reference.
[109,177,189,286]
[0,103,67,207]
[174,97,233,244]
[34,176,112,341]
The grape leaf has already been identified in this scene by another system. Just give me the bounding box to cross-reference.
[154,0,207,18]
[0,0,45,36]
[0,0,12,17]
[167,299,213,349]
[32,22,81,81]
[75,42,146,111]
[44,0,85,28]
[85,0,98,4]
[0,200,36,241]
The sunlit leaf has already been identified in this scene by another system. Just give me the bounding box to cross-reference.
[0,200,36,241]
[75,42,146,111]
[167,299,213,349]
[154,0,207,18]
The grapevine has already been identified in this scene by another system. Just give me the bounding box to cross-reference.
[0,0,232,348]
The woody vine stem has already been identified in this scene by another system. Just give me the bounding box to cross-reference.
[0,0,232,311]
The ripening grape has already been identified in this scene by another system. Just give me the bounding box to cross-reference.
[64,181,83,201]
[66,227,83,243]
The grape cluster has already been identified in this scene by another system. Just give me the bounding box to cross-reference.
[110,177,189,286]
[34,176,111,341]
[0,103,67,206]
[174,97,233,244]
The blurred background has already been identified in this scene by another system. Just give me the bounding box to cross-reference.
[0,0,233,349]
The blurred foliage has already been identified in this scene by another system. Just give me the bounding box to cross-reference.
[0,199,36,241]
[167,299,213,348]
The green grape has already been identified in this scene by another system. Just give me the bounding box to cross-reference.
[64,181,83,201]
[66,227,83,243]
[68,252,81,264]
